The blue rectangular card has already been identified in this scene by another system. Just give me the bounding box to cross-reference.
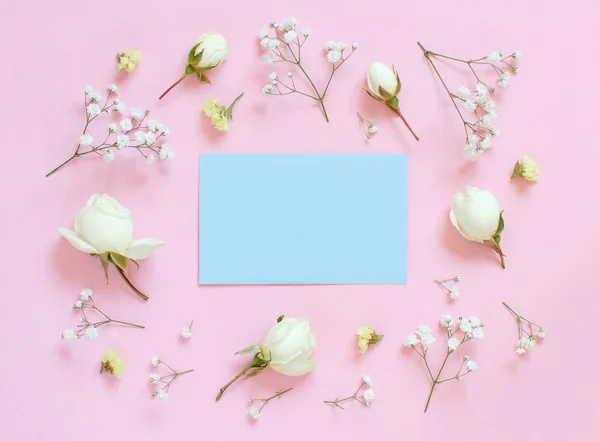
[199,154,408,284]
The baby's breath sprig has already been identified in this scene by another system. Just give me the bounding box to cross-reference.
[149,356,194,402]
[248,388,293,420]
[357,113,378,140]
[324,375,375,409]
[404,315,484,412]
[434,276,460,300]
[503,302,545,355]
[258,17,357,122]
[61,288,144,341]
[46,85,174,177]
[418,42,520,160]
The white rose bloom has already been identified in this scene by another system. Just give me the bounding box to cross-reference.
[366,62,400,100]
[449,186,501,243]
[192,32,230,71]
[58,194,165,259]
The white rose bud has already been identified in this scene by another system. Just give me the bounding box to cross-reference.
[365,62,419,141]
[449,186,505,268]
[160,32,229,100]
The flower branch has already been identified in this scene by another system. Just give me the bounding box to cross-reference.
[324,375,375,409]
[248,388,293,420]
[503,302,545,354]
[149,356,194,402]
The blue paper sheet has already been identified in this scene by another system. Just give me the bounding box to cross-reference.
[199,154,408,285]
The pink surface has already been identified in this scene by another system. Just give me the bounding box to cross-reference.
[2,0,599,439]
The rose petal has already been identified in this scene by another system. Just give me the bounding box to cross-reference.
[123,238,165,260]
[58,228,98,254]
[270,359,317,376]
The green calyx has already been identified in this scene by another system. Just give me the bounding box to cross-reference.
[385,96,399,110]
[92,251,148,300]
[484,211,506,269]
[511,161,523,179]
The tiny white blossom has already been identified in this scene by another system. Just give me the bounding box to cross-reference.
[86,103,101,117]
[323,41,337,51]
[281,17,297,31]
[80,288,92,300]
[115,102,126,113]
[337,42,347,51]
[147,120,159,132]
[149,373,161,384]
[537,329,546,339]
[103,149,114,163]
[108,123,118,133]
[476,82,488,96]
[468,134,479,145]
[287,72,293,78]
[181,327,192,339]
[447,337,460,351]
[257,29,268,39]
[512,50,521,60]
[130,107,144,120]
[249,406,260,419]
[417,325,431,335]
[284,30,297,43]
[440,314,453,328]
[62,329,77,341]
[481,136,492,149]
[262,84,274,95]
[90,92,102,103]
[368,125,378,134]
[490,128,500,137]
[108,84,119,93]
[362,374,372,386]
[74,300,83,308]
[146,154,156,164]
[472,328,484,340]
[263,54,273,64]
[481,114,493,129]
[79,134,94,146]
[448,286,459,300]
[464,99,477,112]
[269,72,278,81]
[363,388,375,404]
[85,327,98,339]
[326,50,341,63]
[145,132,156,145]
[352,42,358,50]
[404,334,419,347]
[459,318,472,333]
[457,85,471,100]
[159,144,175,160]
[120,119,133,131]
[157,390,168,402]
[466,360,478,372]
[420,334,436,347]
[486,51,501,65]
[152,356,161,366]
[516,347,526,355]
[158,125,169,136]
[465,149,484,161]
[116,134,130,149]
[301,28,312,36]
[84,85,95,95]
[469,316,481,326]
[135,131,146,143]
[483,100,496,113]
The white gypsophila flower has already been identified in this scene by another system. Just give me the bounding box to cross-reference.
[284,30,297,43]
[468,134,479,145]
[108,123,118,133]
[457,85,471,100]
[79,134,94,146]
[352,42,358,49]
[465,149,484,161]
[80,288,92,300]
[130,107,144,120]
[476,83,488,98]
[287,72,293,78]
[417,325,431,335]
[481,136,492,149]
[157,390,168,402]
[517,336,535,351]
[103,149,114,163]
[488,109,498,120]
[146,154,156,164]
[86,103,101,117]
[260,38,279,50]
[420,334,436,347]
[249,406,260,419]
[447,337,460,351]
[301,28,312,36]
[516,347,526,355]
[471,328,484,340]
[135,131,146,143]
[282,17,297,31]
[537,329,546,339]
[85,327,98,339]
[159,144,174,160]
[440,315,453,328]
[158,125,169,136]
[326,50,342,64]
[74,300,83,308]
[120,119,133,131]
[257,29,268,39]
[469,316,481,326]
[363,389,375,405]
[116,134,130,149]
[269,72,278,80]
[466,360,478,372]
[483,100,496,113]
[181,327,192,339]
[487,51,501,65]
[85,85,95,95]
[90,92,102,103]
[464,99,477,112]
[449,286,459,300]
[490,128,500,137]
[152,356,161,366]
[337,42,347,51]
[481,114,493,129]
[512,50,521,60]
[109,84,119,93]
[147,120,159,132]
[262,84,273,94]
[368,125,378,134]
[498,77,511,89]
[323,41,337,51]
[263,54,273,64]
[362,374,372,386]
[403,334,419,347]
[62,329,77,341]
[149,373,161,384]
[115,102,126,113]
[145,132,156,145]
[459,319,472,333]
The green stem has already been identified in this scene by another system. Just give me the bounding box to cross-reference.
[114,265,148,301]
[216,361,254,402]
[159,73,189,100]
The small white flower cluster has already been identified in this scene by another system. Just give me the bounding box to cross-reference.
[62,288,143,341]
[435,276,460,300]
[149,356,194,402]
[324,375,375,409]
[504,303,546,355]
[357,112,378,140]
[247,387,294,420]
[403,324,436,348]
[181,320,193,339]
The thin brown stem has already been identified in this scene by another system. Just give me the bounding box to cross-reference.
[394,107,419,141]
[114,265,148,301]
[216,362,254,402]
[159,74,188,100]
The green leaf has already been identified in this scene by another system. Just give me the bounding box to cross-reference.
[493,234,501,244]
[276,315,285,323]
[187,45,202,66]
[363,88,382,101]
[245,367,265,379]
[250,352,269,368]
[197,72,211,84]
[235,345,259,355]
[375,334,384,342]
[99,253,110,283]
[185,64,195,75]
[511,161,522,179]
[496,211,505,235]
[385,96,399,109]
[109,252,128,274]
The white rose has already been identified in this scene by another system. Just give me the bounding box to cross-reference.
[191,32,229,71]
[259,318,317,376]
[366,62,400,100]
[58,194,165,259]
[449,186,506,268]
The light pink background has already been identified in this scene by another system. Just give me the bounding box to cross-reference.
[2,0,599,439]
